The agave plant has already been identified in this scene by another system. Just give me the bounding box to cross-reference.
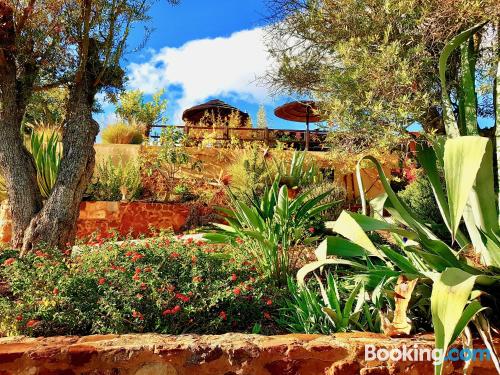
[204,178,337,284]
[29,131,62,199]
[300,23,500,374]
[273,151,323,189]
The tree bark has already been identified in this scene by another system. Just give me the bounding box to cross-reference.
[20,42,100,254]
[0,3,43,248]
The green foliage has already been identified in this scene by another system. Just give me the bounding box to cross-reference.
[204,179,337,285]
[278,275,381,334]
[150,126,190,180]
[87,159,142,201]
[273,151,323,189]
[298,24,500,374]
[101,121,144,144]
[228,145,270,197]
[29,131,62,199]
[115,90,167,135]
[397,175,448,238]
[24,88,68,128]
[307,181,346,222]
[0,237,282,336]
[266,0,498,148]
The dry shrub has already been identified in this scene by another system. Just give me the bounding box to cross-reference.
[102,120,144,144]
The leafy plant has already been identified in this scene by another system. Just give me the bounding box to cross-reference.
[273,151,323,189]
[279,274,380,334]
[204,179,337,285]
[173,184,188,195]
[29,131,62,199]
[0,236,282,336]
[301,24,500,375]
[101,120,144,144]
[87,159,142,201]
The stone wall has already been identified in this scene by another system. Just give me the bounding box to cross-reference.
[0,201,211,244]
[0,333,498,374]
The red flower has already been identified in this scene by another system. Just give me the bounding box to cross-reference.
[308,227,315,233]
[26,320,40,328]
[132,310,144,320]
[233,287,241,296]
[195,240,205,246]
[231,274,237,282]
[3,258,15,266]
[191,255,197,264]
[132,274,140,281]
[125,251,133,257]
[221,174,232,186]
[266,299,273,306]
[98,278,106,285]
[164,239,171,246]
[35,250,48,258]
[144,267,152,272]
[15,315,23,321]
[186,237,194,245]
[219,311,227,320]
[140,282,147,290]
[176,293,190,303]
[170,252,180,259]
[172,305,181,313]
[263,312,271,320]
[52,288,59,296]
[131,253,144,262]
[192,276,203,283]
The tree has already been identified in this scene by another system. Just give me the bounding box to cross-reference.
[0,0,179,253]
[264,0,499,145]
[257,104,268,129]
[114,89,167,137]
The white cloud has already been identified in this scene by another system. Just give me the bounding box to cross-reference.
[127,27,273,121]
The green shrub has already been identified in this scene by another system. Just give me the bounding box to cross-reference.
[86,159,142,201]
[0,237,283,336]
[278,275,382,334]
[102,121,144,144]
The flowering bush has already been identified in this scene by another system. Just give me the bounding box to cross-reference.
[0,236,283,336]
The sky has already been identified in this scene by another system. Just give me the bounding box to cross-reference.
[95,0,305,139]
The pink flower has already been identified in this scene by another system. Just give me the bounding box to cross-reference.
[308,227,315,233]
[231,274,237,282]
[219,311,227,320]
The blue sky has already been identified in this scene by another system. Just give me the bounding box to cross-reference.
[96,0,306,139]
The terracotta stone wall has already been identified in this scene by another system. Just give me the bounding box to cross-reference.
[0,333,498,374]
[0,201,210,244]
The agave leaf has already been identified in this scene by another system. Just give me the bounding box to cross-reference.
[439,23,485,138]
[459,38,478,135]
[315,236,368,261]
[443,136,491,241]
[333,211,384,258]
[430,268,477,375]
[297,259,367,287]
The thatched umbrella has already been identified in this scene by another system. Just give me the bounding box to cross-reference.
[274,101,323,150]
[182,99,250,126]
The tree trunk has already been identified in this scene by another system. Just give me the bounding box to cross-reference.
[21,83,98,254]
[20,42,100,254]
[0,3,43,248]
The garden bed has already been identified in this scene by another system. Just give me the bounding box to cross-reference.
[0,333,498,374]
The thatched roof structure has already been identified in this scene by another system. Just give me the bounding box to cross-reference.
[182,99,250,126]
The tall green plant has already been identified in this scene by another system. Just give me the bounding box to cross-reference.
[29,132,62,199]
[204,179,337,284]
[301,24,500,375]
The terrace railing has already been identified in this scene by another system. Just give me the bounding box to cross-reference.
[150,125,329,150]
